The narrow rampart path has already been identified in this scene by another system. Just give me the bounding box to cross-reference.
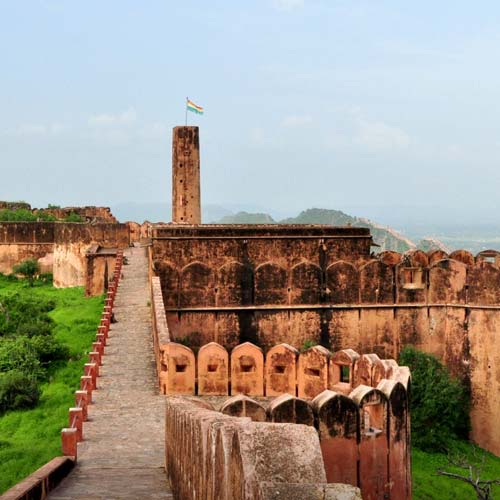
[49,246,171,499]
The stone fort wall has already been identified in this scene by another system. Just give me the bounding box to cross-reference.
[152,228,500,456]
[0,221,130,288]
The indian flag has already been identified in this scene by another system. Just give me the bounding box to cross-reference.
[186,99,204,115]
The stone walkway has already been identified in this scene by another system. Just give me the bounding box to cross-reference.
[49,247,172,499]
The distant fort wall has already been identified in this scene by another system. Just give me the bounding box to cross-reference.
[152,232,500,455]
[0,221,130,288]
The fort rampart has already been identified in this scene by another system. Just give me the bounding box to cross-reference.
[165,396,363,500]
[0,221,130,289]
[152,228,500,456]
[152,275,411,498]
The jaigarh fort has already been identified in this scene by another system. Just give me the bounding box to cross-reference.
[0,126,498,499]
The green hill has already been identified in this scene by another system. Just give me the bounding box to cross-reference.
[216,207,418,253]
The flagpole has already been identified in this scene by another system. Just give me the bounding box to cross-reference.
[185,97,188,126]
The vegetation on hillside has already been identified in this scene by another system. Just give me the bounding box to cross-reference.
[0,208,84,223]
[400,347,499,499]
[0,274,102,493]
[399,347,470,451]
[218,211,276,224]
[216,207,420,253]
[0,209,56,222]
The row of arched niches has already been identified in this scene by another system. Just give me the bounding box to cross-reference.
[154,249,500,308]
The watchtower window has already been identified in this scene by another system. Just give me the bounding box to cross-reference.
[341,365,350,383]
[305,368,321,377]
[402,267,425,290]
[363,402,384,436]
[274,365,286,374]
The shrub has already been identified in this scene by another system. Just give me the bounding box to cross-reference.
[399,347,470,451]
[13,259,39,287]
[64,212,84,222]
[0,338,42,377]
[0,371,40,414]
[28,335,69,365]
[300,339,317,352]
[16,320,53,338]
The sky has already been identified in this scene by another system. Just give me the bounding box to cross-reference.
[1,1,500,226]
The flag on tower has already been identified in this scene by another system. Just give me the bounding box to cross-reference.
[186,98,204,115]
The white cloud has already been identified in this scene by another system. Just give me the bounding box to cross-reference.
[272,0,304,11]
[356,119,411,151]
[281,115,313,128]
[88,108,137,127]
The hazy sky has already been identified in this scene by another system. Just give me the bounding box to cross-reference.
[1,1,500,224]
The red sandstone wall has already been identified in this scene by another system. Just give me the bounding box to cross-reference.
[153,241,500,456]
[165,396,362,500]
[0,222,130,288]
[0,222,55,274]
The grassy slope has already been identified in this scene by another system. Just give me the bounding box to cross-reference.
[0,276,102,493]
[413,442,500,500]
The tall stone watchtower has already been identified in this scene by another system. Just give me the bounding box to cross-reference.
[172,126,201,224]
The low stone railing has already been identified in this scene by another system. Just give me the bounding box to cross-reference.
[60,250,124,459]
[0,457,74,500]
[165,396,362,500]
[150,276,170,381]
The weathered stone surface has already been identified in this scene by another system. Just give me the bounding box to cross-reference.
[221,394,267,422]
[159,342,196,395]
[231,342,264,396]
[172,126,201,224]
[313,390,358,486]
[265,343,298,396]
[198,342,229,395]
[267,393,314,426]
[298,345,330,399]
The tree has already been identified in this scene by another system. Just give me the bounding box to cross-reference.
[13,259,39,287]
[438,448,500,500]
[399,347,470,451]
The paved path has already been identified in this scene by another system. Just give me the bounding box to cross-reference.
[49,247,172,499]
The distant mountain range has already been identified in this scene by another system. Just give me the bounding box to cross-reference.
[217,208,450,254]
[112,202,494,254]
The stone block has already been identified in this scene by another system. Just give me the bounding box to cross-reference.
[198,342,229,395]
[267,393,314,426]
[160,342,195,395]
[349,385,390,500]
[378,379,410,500]
[220,394,267,422]
[353,353,382,388]
[61,428,78,459]
[230,342,264,396]
[69,407,83,442]
[297,345,331,399]
[265,343,298,396]
[313,390,359,486]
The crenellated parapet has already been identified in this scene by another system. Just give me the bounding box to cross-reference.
[153,248,500,309]
[155,340,410,400]
[163,343,411,499]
